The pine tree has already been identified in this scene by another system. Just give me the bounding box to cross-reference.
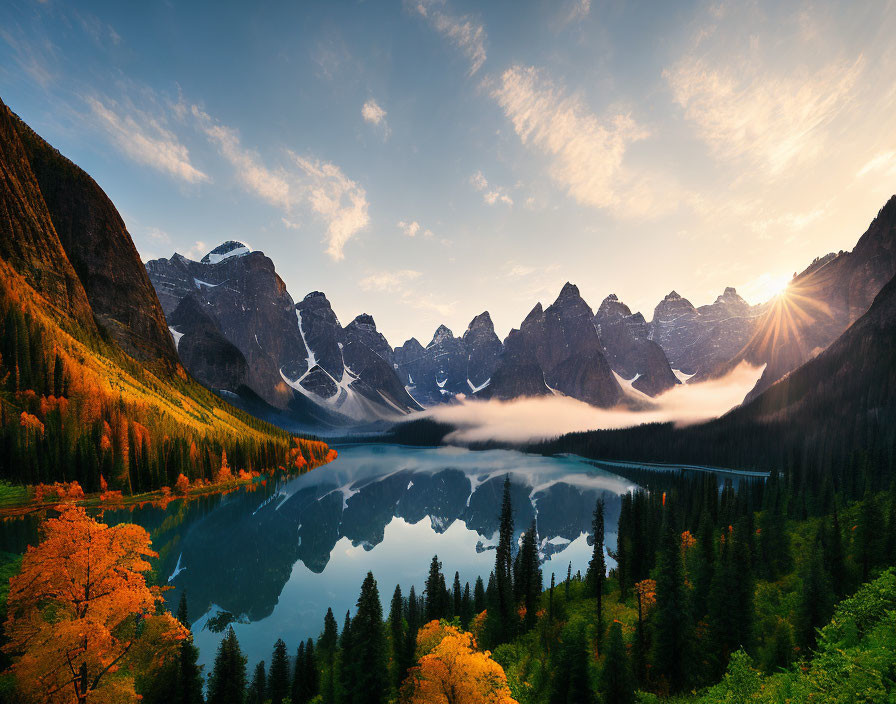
[587,498,606,652]
[319,606,339,704]
[599,620,635,704]
[268,638,290,704]
[208,627,247,704]
[518,520,542,632]
[424,556,447,622]
[304,639,318,701]
[651,503,692,693]
[854,489,882,582]
[452,571,462,618]
[795,531,834,651]
[389,584,404,693]
[461,582,472,628]
[176,592,204,704]
[247,661,266,704]
[823,511,847,599]
[338,612,353,704]
[473,576,485,614]
[491,474,516,644]
[352,572,387,704]
[403,585,419,687]
[551,624,593,704]
[292,642,306,704]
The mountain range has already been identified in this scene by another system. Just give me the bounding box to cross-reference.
[145,195,895,427]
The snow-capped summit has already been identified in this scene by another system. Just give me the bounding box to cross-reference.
[201,241,250,264]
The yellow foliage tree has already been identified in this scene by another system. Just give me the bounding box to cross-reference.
[402,620,518,704]
[2,507,186,703]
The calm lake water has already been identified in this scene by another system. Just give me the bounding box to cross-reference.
[0,444,753,677]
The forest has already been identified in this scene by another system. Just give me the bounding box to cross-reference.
[1,457,894,703]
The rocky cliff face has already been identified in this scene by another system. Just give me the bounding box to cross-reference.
[147,244,308,409]
[393,313,503,405]
[732,197,896,398]
[649,287,764,378]
[168,295,249,392]
[485,283,622,407]
[14,113,178,368]
[594,294,678,397]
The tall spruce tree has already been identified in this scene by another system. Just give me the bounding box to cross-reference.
[551,624,594,704]
[389,584,404,693]
[176,592,204,704]
[338,611,353,704]
[319,607,339,704]
[796,530,834,651]
[208,627,247,704]
[352,572,387,704]
[403,585,419,686]
[268,639,290,704]
[518,520,542,632]
[424,556,447,622]
[599,620,635,704]
[292,642,306,704]
[304,639,318,702]
[587,498,606,652]
[473,576,485,614]
[492,474,516,644]
[651,502,692,693]
[247,661,266,704]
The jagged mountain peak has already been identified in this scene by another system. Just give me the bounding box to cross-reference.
[597,294,633,319]
[664,290,682,301]
[465,311,494,333]
[201,240,250,264]
[428,324,454,347]
[522,302,544,327]
[555,281,582,302]
[348,313,378,331]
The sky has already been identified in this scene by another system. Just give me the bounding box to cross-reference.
[2,0,895,346]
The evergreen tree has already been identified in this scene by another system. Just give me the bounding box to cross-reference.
[460,582,472,628]
[651,503,692,694]
[292,642,306,704]
[268,638,290,704]
[403,585,419,687]
[491,474,516,644]
[600,621,635,704]
[338,611,353,704]
[854,489,882,582]
[424,555,447,622]
[473,576,485,614]
[319,606,339,703]
[550,624,593,704]
[389,584,404,693]
[304,639,318,701]
[352,572,387,704]
[247,661,266,704]
[824,511,847,599]
[587,499,606,652]
[452,571,462,618]
[208,627,247,704]
[176,592,204,704]
[795,531,834,651]
[518,520,542,632]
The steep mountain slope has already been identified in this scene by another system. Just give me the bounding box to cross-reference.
[732,197,896,397]
[14,117,178,368]
[594,294,678,396]
[0,97,330,491]
[648,287,764,378]
[393,313,502,405]
[485,283,622,407]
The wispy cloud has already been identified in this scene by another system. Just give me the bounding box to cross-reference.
[359,269,422,292]
[470,170,513,206]
[398,220,420,237]
[86,96,210,184]
[492,66,649,213]
[664,5,864,175]
[179,241,208,260]
[563,0,591,25]
[857,151,896,178]
[190,105,369,260]
[410,0,487,75]
[361,98,390,139]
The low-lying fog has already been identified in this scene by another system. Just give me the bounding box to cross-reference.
[420,362,765,444]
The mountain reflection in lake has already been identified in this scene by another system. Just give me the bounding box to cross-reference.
[107,445,640,674]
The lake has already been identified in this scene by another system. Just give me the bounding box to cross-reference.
[2,444,754,676]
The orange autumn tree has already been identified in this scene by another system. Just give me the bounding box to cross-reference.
[3,507,186,703]
[401,620,518,704]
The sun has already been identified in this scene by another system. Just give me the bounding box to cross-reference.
[755,273,793,301]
